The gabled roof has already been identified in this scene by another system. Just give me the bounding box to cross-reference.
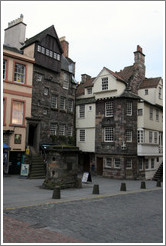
[139,77,162,89]
[104,67,126,83]
[21,25,63,53]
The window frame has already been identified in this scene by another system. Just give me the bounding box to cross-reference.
[105,101,113,117]
[126,159,132,169]
[127,102,132,116]
[126,130,132,142]
[102,77,108,90]
[59,124,66,136]
[60,97,66,111]
[79,129,85,142]
[79,105,85,118]
[3,59,7,80]
[50,123,58,136]
[114,158,121,169]
[13,62,26,84]
[51,95,58,109]
[10,99,25,126]
[104,127,114,142]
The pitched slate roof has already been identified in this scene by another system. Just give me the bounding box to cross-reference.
[21,25,63,53]
[76,77,96,96]
[115,65,134,82]
[139,77,162,89]
[104,67,126,83]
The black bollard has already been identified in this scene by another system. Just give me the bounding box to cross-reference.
[156,180,161,187]
[92,184,99,194]
[52,186,61,199]
[140,181,146,189]
[120,183,126,191]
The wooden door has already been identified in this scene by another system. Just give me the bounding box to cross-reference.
[97,157,103,175]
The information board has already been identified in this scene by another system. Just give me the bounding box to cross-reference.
[82,172,92,183]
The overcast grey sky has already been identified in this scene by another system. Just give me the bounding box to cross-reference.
[1,1,165,82]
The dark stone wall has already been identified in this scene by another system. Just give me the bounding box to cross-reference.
[95,97,138,179]
[31,65,75,145]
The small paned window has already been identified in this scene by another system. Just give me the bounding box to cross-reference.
[59,125,66,136]
[105,158,112,168]
[68,126,73,136]
[51,95,58,109]
[60,97,66,110]
[68,99,74,112]
[159,87,162,99]
[57,54,60,61]
[14,63,25,84]
[104,127,113,142]
[50,123,58,135]
[63,74,69,89]
[49,50,53,57]
[37,45,41,52]
[46,49,50,56]
[127,102,132,116]
[137,130,144,143]
[105,101,113,117]
[154,132,158,144]
[41,47,45,54]
[102,77,108,90]
[145,89,148,95]
[3,59,7,80]
[126,130,132,142]
[87,87,92,94]
[114,158,120,168]
[79,105,85,118]
[126,159,132,169]
[156,110,159,121]
[139,159,143,170]
[80,129,85,142]
[54,53,57,59]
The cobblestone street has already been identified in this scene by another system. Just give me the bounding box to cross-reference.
[3,176,163,244]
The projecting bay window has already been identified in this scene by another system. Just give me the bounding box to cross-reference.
[14,63,26,84]
[104,127,113,142]
[11,100,25,126]
[105,101,113,117]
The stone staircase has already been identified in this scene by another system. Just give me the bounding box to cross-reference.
[29,147,46,179]
[152,163,163,182]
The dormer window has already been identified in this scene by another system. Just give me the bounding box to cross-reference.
[102,77,108,90]
[145,89,148,95]
[87,87,92,94]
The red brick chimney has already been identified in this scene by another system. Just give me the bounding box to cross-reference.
[59,36,69,58]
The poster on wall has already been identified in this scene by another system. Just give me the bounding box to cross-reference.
[20,164,29,176]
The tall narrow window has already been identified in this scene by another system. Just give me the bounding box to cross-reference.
[104,127,113,142]
[51,95,58,109]
[11,101,24,125]
[60,97,66,110]
[149,131,153,143]
[145,159,149,169]
[63,73,69,89]
[151,158,154,169]
[114,158,120,168]
[126,159,132,169]
[68,99,74,113]
[127,102,132,116]
[50,123,58,135]
[159,87,162,99]
[59,125,66,136]
[14,63,25,84]
[102,77,108,90]
[68,126,73,136]
[105,101,113,117]
[126,130,132,142]
[154,132,158,144]
[79,105,85,118]
[80,129,85,142]
[137,130,144,143]
[156,109,159,121]
[150,107,153,120]
[3,59,7,80]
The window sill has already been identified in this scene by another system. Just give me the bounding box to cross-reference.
[9,124,26,128]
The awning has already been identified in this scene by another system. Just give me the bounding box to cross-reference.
[3,143,10,149]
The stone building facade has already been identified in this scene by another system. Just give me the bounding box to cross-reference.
[21,26,76,152]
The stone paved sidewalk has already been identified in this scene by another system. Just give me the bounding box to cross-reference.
[3,215,83,243]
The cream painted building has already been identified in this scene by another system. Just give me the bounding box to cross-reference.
[137,77,163,179]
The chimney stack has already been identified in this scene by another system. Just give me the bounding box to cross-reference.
[134,45,145,78]
[81,74,91,83]
[4,14,26,50]
[59,36,69,58]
